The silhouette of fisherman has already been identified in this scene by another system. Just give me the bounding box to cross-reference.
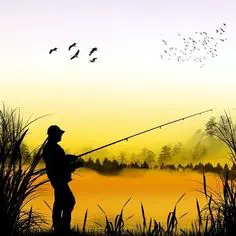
[42,125,83,234]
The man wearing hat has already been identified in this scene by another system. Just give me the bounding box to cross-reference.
[42,125,83,234]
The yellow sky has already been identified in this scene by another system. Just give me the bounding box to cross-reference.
[1,1,236,160]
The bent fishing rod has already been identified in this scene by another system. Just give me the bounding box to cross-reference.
[75,109,213,159]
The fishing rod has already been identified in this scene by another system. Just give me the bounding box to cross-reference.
[75,109,213,159]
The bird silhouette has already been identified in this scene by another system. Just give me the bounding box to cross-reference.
[70,49,80,60]
[160,23,227,68]
[68,43,76,50]
[89,47,98,56]
[161,39,168,45]
[49,48,57,54]
[89,58,97,63]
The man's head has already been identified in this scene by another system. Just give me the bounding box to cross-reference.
[47,125,65,142]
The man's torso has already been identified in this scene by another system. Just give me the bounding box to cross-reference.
[42,142,71,187]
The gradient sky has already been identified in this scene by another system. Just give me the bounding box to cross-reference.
[1,0,236,158]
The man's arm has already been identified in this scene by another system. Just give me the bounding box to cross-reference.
[66,154,85,172]
[65,154,78,162]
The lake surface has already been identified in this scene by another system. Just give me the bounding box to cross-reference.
[33,168,222,230]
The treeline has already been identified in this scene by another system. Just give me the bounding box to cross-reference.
[83,157,236,176]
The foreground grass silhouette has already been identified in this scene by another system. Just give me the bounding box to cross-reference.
[0,105,49,235]
[1,105,236,235]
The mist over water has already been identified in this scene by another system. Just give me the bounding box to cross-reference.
[33,168,221,230]
[74,128,229,169]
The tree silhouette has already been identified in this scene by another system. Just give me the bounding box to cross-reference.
[172,142,183,157]
[140,148,156,168]
[118,152,127,164]
[95,158,102,170]
[215,163,223,173]
[206,112,236,165]
[191,141,207,161]
[158,145,172,165]
[141,160,149,169]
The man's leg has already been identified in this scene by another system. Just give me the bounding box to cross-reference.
[61,184,76,232]
[52,187,63,232]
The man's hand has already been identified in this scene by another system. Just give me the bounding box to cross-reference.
[78,157,85,166]
[66,154,78,163]
[68,157,85,173]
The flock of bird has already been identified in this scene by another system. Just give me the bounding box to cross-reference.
[49,23,227,67]
[160,23,227,68]
[49,43,98,63]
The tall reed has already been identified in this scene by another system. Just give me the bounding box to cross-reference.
[183,111,236,235]
[0,104,48,236]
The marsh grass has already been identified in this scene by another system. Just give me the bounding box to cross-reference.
[96,197,132,235]
[79,194,186,236]
[182,172,236,236]
[180,111,236,235]
[0,104,49,235]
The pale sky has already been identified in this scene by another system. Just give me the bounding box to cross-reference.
[0,0,236,158]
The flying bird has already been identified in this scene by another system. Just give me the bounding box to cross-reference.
[89,58,97,63]
[161,39,168,45]
[49,48,57,54]
[89,47,98,56]
[68,43,76,50]
[70,49,80,60]
[160,23,228,68]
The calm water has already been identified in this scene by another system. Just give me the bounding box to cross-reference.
[33,168,222,230]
